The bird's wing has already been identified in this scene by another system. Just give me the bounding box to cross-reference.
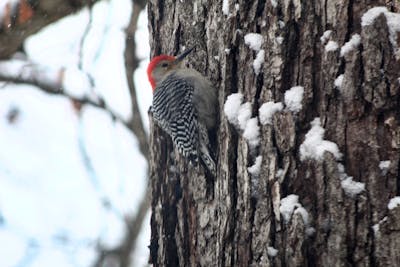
[152,74,199,161]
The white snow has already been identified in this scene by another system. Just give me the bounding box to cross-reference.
[253,49,265,75]
[294,206,310,225]
[334,74,344,89]
[235,3,240,11]
[373,217,388,234]
[379,160,391,175]
[238,102,252,130]
[388,196,400,210]
[361,7,388,26]
[320,30,332,44]
[340,34,361,57]
[248,155,262,177]
[224,93,244,127]
[276,36,284,44]
[259,101,283,125]
[284,86,304,113]
[267,246,278,257]
[63,67,92,98]
[372,223,380,234]
[222,0,229,15]
[384,12,400,58]
[280,194,300,223]
[340,177,365,197]
[243,118,260,149]
[270,0,278,8]
[337,163,365,197]
[361,7,400,58]
[276,168,284,178]
[325,40,339,52]
[244,33,264,51]
[300,118,342,161]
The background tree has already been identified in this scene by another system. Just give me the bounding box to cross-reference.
[0,0,150,266]
[148,0,400,266]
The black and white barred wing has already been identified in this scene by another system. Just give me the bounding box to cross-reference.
[152,74,199,162]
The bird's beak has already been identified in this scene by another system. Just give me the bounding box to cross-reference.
[175,46,195,63]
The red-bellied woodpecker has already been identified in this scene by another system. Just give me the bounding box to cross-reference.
[147,47,217,177]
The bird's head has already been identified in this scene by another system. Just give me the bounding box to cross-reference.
[147,46,195,92]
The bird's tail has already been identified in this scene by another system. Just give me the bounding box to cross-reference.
[198,124,216,178]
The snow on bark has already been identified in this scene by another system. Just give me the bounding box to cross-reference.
[244,33,264,51]
[259,101,283,125]
[340,34,361,57]
[300,118,342,161]
[325,40,339,52]
[284,86,304,113]
[388,197,400,210]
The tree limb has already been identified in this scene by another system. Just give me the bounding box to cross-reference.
[0,0,102,59]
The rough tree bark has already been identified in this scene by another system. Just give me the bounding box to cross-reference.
[148,0,400,266]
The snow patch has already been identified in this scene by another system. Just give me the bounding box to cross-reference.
[294,207,310,225]
[259,101,283,125]
[300,118,342,161]
[373,217,388,237]
[334,74,344,89]
[388,196,400,210]
[361,7,400,58]
[222,0,229,15]
[337,164,365,197]
[238,102,252,131]
[379,160,391,175]
[340,34,361,57]
[267,246,278,257]
[248,155,262,177]
[224,93,244,127]
[276,36,284,44]
[320,30,332,44]
[253,49,265,75]
[243,118,260,149]
[280,194,300,223]
[284,86,304,113]
[270,0,278,8]
[325,40,339,52]
[244,33,264,51]
[341,177,365,197]
[361,7,388,26]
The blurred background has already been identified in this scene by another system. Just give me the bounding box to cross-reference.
[0,0,152,266]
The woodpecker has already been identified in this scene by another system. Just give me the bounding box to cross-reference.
[147,47,217,177]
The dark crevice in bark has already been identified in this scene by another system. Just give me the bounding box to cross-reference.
[229,134,239,267]
[345,0,354,42]
[230,46,239,94]
[253,72,264,115]
[397,156,400,196]
[281,19,299,93]
[181,177,190,267]
[347,201,357,266]
[369,195,378,266]
[248,197,257,264]
[161,176,180,267]
[173,22,181,55]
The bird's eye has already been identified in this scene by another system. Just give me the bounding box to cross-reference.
[161,63,169,68]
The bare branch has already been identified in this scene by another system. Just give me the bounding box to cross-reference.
[0,62,131,130]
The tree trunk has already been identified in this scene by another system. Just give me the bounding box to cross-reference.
[148,0,400,266]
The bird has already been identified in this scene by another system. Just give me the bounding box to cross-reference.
[147,47,218,177]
